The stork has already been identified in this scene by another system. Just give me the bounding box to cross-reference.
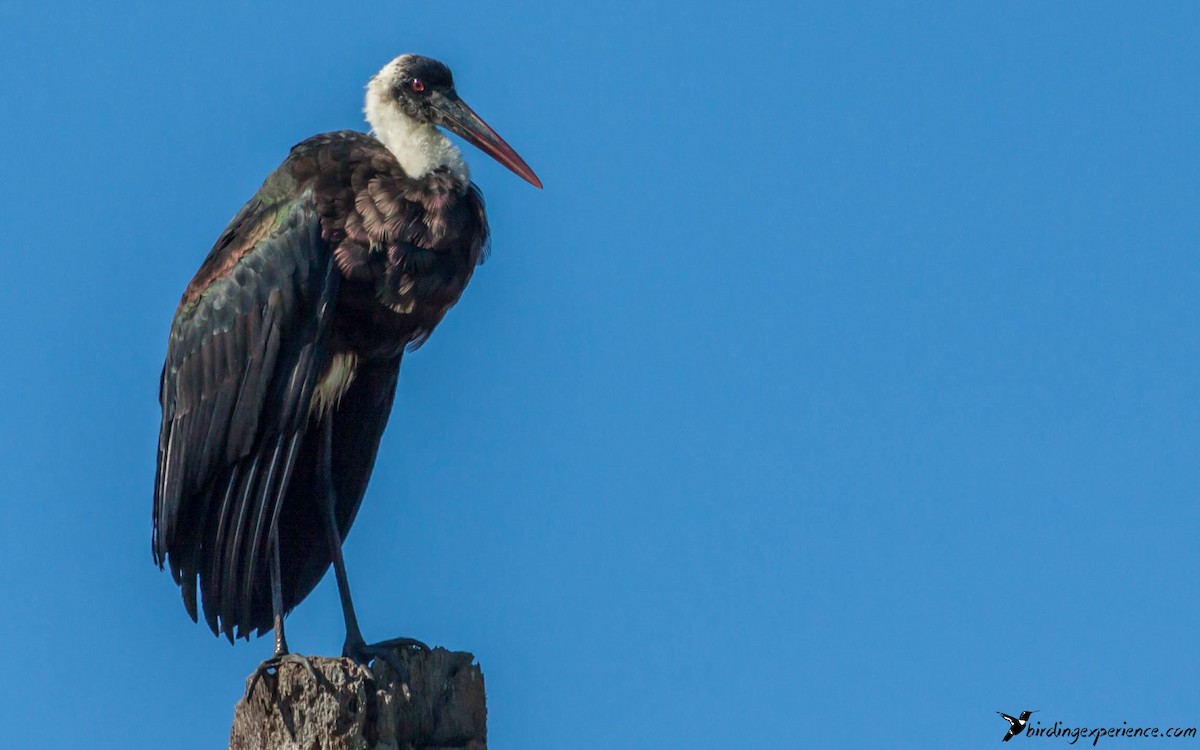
[152,54,540,679]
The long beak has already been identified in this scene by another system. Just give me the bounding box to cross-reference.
[432,90,542,188]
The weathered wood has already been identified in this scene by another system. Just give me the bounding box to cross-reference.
[229,647,486,750]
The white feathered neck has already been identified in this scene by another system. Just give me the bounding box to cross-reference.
[364,60,470,185]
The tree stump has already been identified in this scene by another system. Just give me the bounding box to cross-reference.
[229,647,486,750]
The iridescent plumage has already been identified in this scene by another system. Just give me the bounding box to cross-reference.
[153,55,538,660]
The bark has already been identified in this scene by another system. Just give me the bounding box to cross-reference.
[229,647,486,750]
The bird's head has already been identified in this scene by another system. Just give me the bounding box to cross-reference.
[365,54,541,188]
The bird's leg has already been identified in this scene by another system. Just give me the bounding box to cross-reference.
[271,522,289,657]
[318,416,426,691]
[244,522,319,699]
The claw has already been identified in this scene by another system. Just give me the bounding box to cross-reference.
[244,652,321,700]
[369,636,429,652]
[343,637,426,701]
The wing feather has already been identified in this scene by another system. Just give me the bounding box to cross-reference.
[154,188,340,639]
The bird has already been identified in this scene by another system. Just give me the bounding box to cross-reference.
[152,54,541,678]
[997,710,1037,741]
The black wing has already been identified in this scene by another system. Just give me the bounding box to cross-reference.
[154,188,339,640]
[269,354,403,615]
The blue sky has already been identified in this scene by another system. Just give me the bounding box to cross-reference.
[1,2,1198,747]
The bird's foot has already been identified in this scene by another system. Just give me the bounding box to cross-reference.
[244,652,321,700]
[343,635,428,700]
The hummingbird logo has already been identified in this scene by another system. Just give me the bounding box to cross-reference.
[997,710,1038,741]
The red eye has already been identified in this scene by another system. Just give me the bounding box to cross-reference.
[410,79,425,93]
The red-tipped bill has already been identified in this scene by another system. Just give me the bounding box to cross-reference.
[432,91,542,188]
